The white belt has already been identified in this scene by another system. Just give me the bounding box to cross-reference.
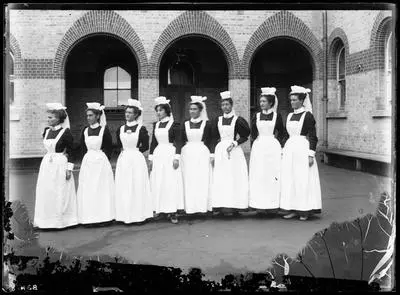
[258,135,275,139]
[123,147,139,151]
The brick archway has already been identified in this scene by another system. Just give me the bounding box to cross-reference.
[148,11,240,79]
[328,28,350,79]
[242,11,323,80]
[10,33,22,60]
[53,10,147,79]
[370,11,392,70]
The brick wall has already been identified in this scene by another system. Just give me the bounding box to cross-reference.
[326,10,393,157]
[8,9,393,160]
[9,79,64,157]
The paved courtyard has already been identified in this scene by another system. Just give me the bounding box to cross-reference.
[7,162,391,281]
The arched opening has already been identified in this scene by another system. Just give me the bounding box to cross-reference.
[250,38,313,123]
[159,36,229,123]
[385,32,392,102]
[9,51,15,104]
[65,34,139,148]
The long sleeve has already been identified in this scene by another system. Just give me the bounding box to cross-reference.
[274,113,287,148]
[101,126,113,160]
[203,121,213,154]
[116,127,122,149]
[138,126,150,153]
[304,112,318,156]
[234,116,250,146]
[80,128,88,159]
[63,129,75,170]
[172,122,182,158]
[210,117,220,155]
[250,114,258,146]
[42,127,50,139]
[149,122,158,161]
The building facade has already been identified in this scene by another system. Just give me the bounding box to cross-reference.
[7,9,394,172]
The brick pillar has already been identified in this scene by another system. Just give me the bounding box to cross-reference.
[312,79,324,147]
[229,78,251,154]
[139,78,159,156]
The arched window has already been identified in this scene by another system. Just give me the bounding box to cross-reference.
[9,51,15,104]
[337,46,346,109]
[104,66,131,107]
[385,32,392,102]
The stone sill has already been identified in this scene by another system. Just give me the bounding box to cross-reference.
[326,110,348,119]
[320,147,391,163]
[371,109,392,118]
[10,106,20,121]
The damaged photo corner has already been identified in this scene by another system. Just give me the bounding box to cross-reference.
[2,2,396,293]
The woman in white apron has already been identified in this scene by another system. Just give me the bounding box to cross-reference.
[77,102,115,225]
[210,91,251,216]
[280,86,322,221]
[180,96,213,215]
[249,87,285,215]
[115,99,152,224]
[149,96,184,224]
[34,103,78,229]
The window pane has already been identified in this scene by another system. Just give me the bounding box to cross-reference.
[104,67,118,89]
[10,82,14,103]
[387,33,392,70]
[104,90,118,107]
[339,80,346,108]
[9,52,14,75]
[338,49,345,76]
[117,90,131,106]
[117,67,131,89]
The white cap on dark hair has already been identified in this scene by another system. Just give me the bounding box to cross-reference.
[154,96,170,106]
[289,85,311,95]
[86,102,105,111]
[261,87,276,96]
[220,91,231,100]
[127,98,143,111]
[46,102,67,110]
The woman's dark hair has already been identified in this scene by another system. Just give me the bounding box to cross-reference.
[221,98,233,106]
[260,94,275,107]
[190,102,204,112]
[291,92,307,102]
[154,103,172,117]
[47,109,67,124]
[86,108,102,123]
[125,105,142,118]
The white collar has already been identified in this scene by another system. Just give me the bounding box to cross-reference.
[294,107,305,114]
[160,116,171,123]
[50,124,62,131]
[262,109,274,115]
[223,110,235,119]
[90,123,100,129]
[190,117,202,123]
[126,120,138,127]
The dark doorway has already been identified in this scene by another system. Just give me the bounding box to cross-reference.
[65,34,138,150]
[250,38,313,123]
[159,36,229,123]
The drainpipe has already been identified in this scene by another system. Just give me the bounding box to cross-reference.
[322,11,328,151]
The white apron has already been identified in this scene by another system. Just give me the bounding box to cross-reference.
[211,116,249,209]
[249,112,282,209]
[34,128,78,228]
[77,126,115,224]
[115,124,153,223]
[181,120,213,214]
[280,112,322,213]
[150,120,184,214]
